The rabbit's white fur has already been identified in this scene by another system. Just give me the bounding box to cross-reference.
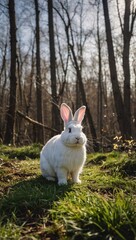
[40,103,87,185]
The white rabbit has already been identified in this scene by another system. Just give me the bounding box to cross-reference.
[40,103,87,185]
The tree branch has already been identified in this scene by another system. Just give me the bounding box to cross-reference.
[17,110,59,133]
[130,6,136,36]
[116,0,123,34]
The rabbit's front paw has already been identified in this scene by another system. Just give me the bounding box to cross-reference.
[73,178,81,184]
[72,170,81,184]
[58,178,67,185]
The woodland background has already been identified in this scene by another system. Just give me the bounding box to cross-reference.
[0,0,136,152]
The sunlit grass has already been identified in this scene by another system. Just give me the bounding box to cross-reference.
[0,145,136,239]
[51,190,136,240]
[0,143,42,160]
[0,220,22,240]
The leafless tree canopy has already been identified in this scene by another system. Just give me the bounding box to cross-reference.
[0,0,136,151]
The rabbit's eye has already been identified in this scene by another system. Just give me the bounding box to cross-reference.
[68,128,72,133]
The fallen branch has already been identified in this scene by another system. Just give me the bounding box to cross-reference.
[17,110,59,134]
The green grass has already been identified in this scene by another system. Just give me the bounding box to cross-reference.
[0,143,42,160]
[0,145,136,239]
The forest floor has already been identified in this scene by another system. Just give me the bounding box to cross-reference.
[0,144,136,240]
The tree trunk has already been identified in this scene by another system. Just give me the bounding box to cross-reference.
[70,44,99,152]
[0,42,7,108]
[76,0,83,109]
[97,0,103,141]
[34,0,44,143]
[102,0,125,137]
[123,0,132,138]
[48,0,60,133]
[26,40,35,116]
[4,0,17,144]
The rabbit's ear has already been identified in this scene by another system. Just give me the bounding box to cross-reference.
[73,106,86,124]
[60,103,73,125]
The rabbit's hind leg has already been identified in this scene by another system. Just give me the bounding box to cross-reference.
[42,173,56,181]
[41,167,56,181]
[40,155,56,181]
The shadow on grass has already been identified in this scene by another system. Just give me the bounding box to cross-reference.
[0,175,73,229]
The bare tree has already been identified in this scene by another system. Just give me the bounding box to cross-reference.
[55,22,70,103]
[25,40,35,116]
[96,0,103,141]
[34,0,44,143]
[48,0,60,132]
[55,2,99,151]
[4,0,17,144]
[116,0,136,138]
[102,0,126,138]
[0,40,7,108]
[122,0,136,137]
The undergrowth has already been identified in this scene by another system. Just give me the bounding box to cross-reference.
[0,144,136,239]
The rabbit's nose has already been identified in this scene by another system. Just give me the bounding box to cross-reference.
[76,137,80,140]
